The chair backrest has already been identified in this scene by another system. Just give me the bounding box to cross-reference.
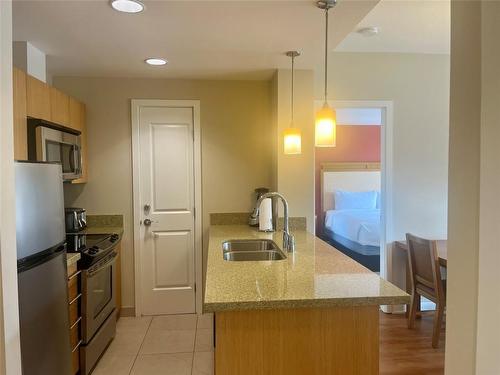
[406,233,443,301]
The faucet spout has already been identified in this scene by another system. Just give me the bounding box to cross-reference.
[252,192,295,252]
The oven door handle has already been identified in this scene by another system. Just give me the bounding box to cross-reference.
[87,252,117,277]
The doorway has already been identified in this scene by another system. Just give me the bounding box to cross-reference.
[131,100,202,316]
[314,100,393,282]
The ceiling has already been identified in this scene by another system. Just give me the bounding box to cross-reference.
[13,0,378,80]
[336,0,450,54]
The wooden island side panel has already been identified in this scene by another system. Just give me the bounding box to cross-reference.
[215,305,379,375]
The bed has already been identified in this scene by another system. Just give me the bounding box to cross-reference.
[319,162,381,271]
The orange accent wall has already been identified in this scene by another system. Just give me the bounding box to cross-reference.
[315,125,381,233]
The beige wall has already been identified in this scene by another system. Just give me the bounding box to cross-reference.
[54,77,274,309]
[447,1,500,373]
[318,53,449,291]
[321,52,450,242]
[446,1,480,372]
[274,69,315,233]
[274,53,450,290]
[476,3,500,372]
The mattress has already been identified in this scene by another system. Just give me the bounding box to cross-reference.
[324,209,381,247]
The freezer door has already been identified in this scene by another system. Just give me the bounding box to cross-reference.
[15,162,66,260]
[18,250,72,375]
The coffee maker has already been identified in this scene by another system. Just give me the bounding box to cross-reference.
[248,187,278,230]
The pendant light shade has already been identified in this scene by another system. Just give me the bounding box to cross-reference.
[284,127,302,154]
[315,103,336,147]
[283,50,302,155]
[315,0,337,148]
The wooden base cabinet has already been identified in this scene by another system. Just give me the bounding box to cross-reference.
[215,306,379,375]
[67,263,82,375]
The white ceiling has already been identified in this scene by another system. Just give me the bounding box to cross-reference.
[336,0,450,54]
[13,0,378,80]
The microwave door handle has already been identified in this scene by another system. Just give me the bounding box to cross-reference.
[75,145,82,175]
[69,145,76,171]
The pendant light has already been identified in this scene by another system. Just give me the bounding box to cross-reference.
[315,0,337,147]
[283,50,302,155]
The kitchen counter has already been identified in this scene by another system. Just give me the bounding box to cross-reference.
[206,225,410,374]
[204,225,409,312]
[66,252,80,267]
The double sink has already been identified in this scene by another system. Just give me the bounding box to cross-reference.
[222,239,287,262]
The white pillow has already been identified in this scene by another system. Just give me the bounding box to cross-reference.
[334,190,377,210]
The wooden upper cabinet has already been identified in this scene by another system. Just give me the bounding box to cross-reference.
[50,87,70,127]
[26,75,51,121]
[69,97,83,131]
[13,68,28,160]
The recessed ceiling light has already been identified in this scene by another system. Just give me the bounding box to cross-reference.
[357,26,380,37]
[110,0,144,14]
[145,58,168,66]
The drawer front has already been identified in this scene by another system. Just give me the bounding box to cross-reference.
[70,318,81,349]
[71,344,81,375]
[69,296,80,326]
[67,263,78,279]
[68,274,79,302]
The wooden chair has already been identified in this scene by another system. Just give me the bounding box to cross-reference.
[406,233,446,348]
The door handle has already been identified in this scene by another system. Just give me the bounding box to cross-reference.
[143,218,154,226]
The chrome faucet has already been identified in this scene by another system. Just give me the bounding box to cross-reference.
[252,192,295,252]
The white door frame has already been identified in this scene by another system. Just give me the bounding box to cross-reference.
[0,1,23,372]
[315,100,394,287]
[131,99,202,316]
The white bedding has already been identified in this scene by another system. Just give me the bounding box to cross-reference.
[324,209,381,247]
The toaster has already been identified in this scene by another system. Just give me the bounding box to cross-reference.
[65,207,87,233]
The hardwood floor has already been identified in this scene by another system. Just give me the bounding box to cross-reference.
[380,311,445,375]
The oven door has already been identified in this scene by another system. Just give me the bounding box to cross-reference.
[81,252,117,343]
[37,126,82,181]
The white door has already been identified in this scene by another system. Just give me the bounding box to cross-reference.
[135,102,199,315]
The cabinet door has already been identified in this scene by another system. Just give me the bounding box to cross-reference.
[50,87,70,127]
[13,68,28,160]
[71,102,88,184]
[26,75,51,120]
[69,97,83,131]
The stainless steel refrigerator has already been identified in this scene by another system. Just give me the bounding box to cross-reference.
[16,161,72,375]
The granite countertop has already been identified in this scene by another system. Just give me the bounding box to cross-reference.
[204,225,410,312]
[66,252,81,267]
[82,226,124,236]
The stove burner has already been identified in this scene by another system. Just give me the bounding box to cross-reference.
[66,232,121,269]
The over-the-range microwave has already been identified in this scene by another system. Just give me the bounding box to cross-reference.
[27,118,82,181]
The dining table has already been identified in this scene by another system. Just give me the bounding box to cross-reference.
[395,239,448,267]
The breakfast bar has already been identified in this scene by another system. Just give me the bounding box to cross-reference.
[204,225,410,375]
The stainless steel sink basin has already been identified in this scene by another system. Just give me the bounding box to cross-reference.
[222,239,286,261]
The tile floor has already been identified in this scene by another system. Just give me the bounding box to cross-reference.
[93,314,214,375]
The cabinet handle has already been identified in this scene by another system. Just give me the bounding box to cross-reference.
[69,293,82,306]
[70,316,82,330]
[68,270,81,281]
[72,339,83,353]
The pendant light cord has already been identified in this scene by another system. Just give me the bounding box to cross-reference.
[291,54,295,125]
[324,7,329,104]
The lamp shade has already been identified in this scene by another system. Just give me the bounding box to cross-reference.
[283,127,302,155]
[315,103,336,147]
